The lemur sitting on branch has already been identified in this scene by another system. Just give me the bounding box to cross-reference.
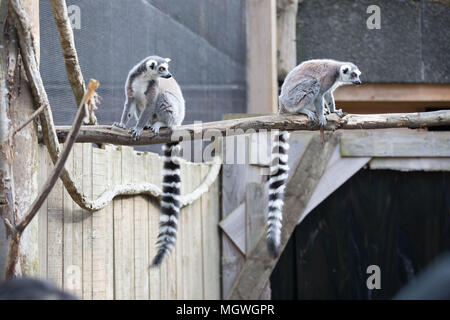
[266,59,362,257]
[113,55,185,267]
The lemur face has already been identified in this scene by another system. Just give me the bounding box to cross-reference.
[145,57,172,79]
[340,64,362,85]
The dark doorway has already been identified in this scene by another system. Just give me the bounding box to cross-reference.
[270,169,450,299]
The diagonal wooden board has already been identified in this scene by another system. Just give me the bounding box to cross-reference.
[227,132,340,299]
[219,203,246,255]
[300,145,371,222]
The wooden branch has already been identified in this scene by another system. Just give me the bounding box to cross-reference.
[227,132,340,299]
[9,0,101,211]
[7,3,222,215]
[49,0,98,125]
[40,110,450,146]
[15,79,98,233]
[12,103,47,136]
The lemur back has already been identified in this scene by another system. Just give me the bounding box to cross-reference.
[267,59,362,257]
[113,55,185,267]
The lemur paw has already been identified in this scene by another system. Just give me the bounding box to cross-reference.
[130,127,143,141]
[334,109,344,117]
[304,111,316,122]
[113,122,126,129]
[149,124,162,134]
[317,115,327,127]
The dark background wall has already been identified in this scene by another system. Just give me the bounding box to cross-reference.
[271,169,450,299]
[39,0,247,128]
[297,0,450,83]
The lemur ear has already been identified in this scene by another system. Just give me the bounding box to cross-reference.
[147,60,157,70]
[342,66,349,74]
[165,58,171,63]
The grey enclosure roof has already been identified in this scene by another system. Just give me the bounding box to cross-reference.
[39,0,247,130]
[297,0,450,83]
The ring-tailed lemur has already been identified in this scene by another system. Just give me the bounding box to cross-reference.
[267,59,362,257]
[112,55,185,267]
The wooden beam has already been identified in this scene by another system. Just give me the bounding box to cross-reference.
[247,0,277,114]
[335,83,450,102]
[369,158,450,171]
[227,133,339,299]
[41,110,450,146]
[341,131,450,157]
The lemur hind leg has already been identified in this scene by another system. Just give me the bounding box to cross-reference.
[324,91,343,117]
[296,107,316,122]
[152,93,181,134]
[113,98,135,129]
[314,97,327,127]
[130,101,156,140]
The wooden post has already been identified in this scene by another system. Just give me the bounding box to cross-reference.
[0,0,40,277]
[246,0,278,114]
[0,0,15,275]
[227,133,340,299]
[276,0,299,83]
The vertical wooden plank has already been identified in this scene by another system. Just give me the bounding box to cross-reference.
[120,146,135,299]
[92,147,107,299]
[63,143,80,296]
[201,163,221,299]
[82,143,93,299]
[221,135,265,297]
[246,182,271,300]
[111,146,122,299]
[181,161,190,299]
[246,183,266,253]
[37,144,48,279]
[104,146,115,300]
[134,152,149,300]
[180,162,204,299]
[191,164,204,299]
[175,158,184,300]
[47,144,64,288]
[247,0,277,113]
[147,152,161,300]
[69,143,84,298]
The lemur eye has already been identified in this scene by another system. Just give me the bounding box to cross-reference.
[159,67,165,72]
[351,72,357,78]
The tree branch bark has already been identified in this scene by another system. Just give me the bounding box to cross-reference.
[49,0,98,125]
[40,110,450,146]
[0,25,17,277]
[9,0,102,211]
[15,79,98,233]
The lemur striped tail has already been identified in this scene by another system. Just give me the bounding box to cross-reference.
[151,142,181,267]
[267,131,290,257]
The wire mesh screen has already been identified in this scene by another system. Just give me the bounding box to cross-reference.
[39,0,247,132]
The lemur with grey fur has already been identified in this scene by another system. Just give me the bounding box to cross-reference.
[267,59,362,257]
[113,55,185,267]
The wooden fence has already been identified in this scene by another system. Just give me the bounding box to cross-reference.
[36,143,221,300]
